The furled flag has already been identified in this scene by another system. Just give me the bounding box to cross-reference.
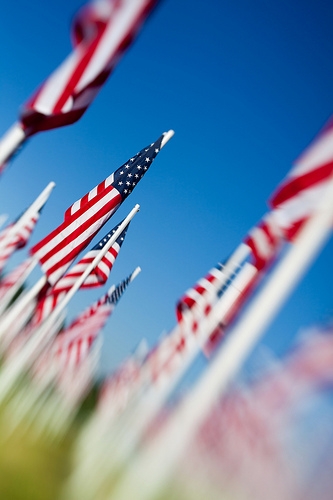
[175,211,283,357]
[0,210,41,273]
[269,116,333,240]
[32,221,130,326]
[20,0,160,136]
[30,132,169,285]
[35,268,140,377]
[176,214,281,328]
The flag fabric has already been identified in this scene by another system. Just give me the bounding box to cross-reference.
[20,0,160,136]
[176,260,229,325]
[57,219,130,291]
[138,258,251,386]
[269,116,333,240]
[70,269,135,328]
[173,211,283,360]
[32,220,129,327]
[30,132,166,285]
[176,212,282,326]
[243,212,283,271]
[175,219,278,332]
[34,269,137,380]
[0,211,40,273]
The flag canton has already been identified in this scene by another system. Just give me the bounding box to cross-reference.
[92,222,128,250]
[113,135,164,201]
[107,276,132,305]
[216,261,244,299]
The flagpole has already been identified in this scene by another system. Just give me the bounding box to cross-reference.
[0,122,26,173]
[65,255,257,499]
[161,130,175,148]
[0,181,56,252]
[111,176,333,500]
[37,204,140,333]
[88,246,255,469]
[0,204,140,402]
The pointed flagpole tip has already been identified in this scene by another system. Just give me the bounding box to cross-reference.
[161,130,175,149]
[131,266,141,281]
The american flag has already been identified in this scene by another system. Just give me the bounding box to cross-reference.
[175,222,278,333]
[35,268,139,377]
[30,132,166,285]
[71,267,137,327]
[0,210,40,273]
[32,221,130,326]
[20,0,160,136]
[244,212,283,271]
[269,116,333,240]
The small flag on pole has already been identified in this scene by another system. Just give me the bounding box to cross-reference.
[33,220,130,325]
[36,267,141,376]
[0,0,161,171]
[30,132,170,285]
[20,0,160,136]
[0,183,54,272]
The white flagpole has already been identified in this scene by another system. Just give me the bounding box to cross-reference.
[0,123,27,172]
[37,204,140,334]
[86,249,255,467]
[0,181,55,252]
[0,204,140,402]
[161,130,175,148]
[111,176,333,500]
[65,253,256,500]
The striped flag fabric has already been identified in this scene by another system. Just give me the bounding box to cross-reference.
[243,212,283,271]
[69,268,136,329]
[35,268,139,378]
[20,0,160,136]
[32,221,129,326]
[0,211,40,273]
[269,116,333,240]
[174,211,283,357]
[30,132,166,285]
[55,220,129,292]
[176,212,282,329]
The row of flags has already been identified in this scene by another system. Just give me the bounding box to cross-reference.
[0,0,332,499]
[0,96,331,500]
[0,129,173,408]
[74,115,333,500]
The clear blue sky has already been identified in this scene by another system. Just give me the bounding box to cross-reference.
[0,0,332,378]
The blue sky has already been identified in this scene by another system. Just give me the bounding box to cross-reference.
[0,0,332,378]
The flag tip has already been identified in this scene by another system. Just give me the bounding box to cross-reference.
[131,267,141,281]
[161,130,175,148]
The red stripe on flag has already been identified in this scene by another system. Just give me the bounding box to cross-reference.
[270,160,333,207]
